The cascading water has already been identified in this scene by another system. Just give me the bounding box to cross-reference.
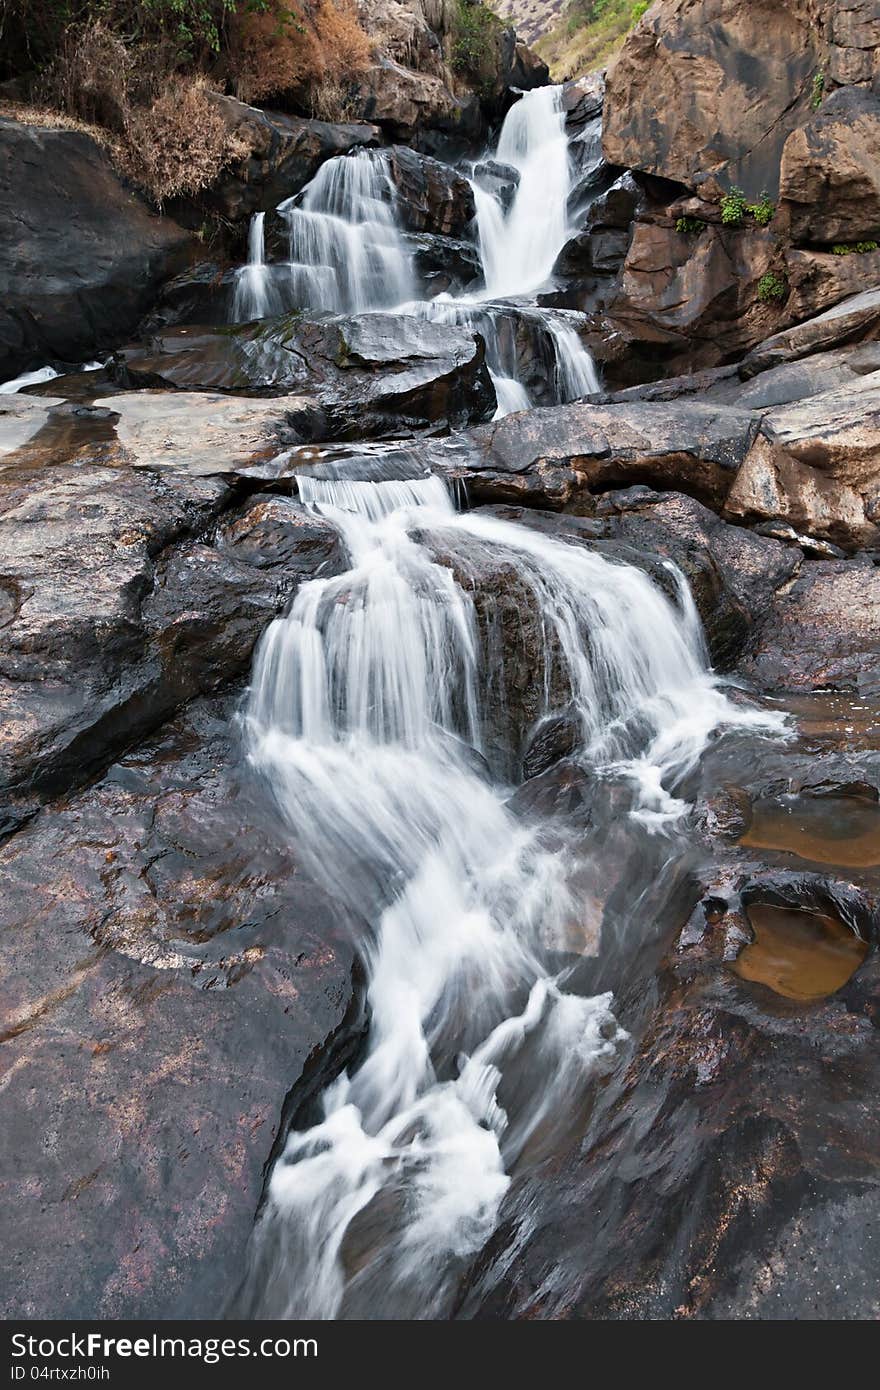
[231,212,282,323]
[233,473,785,1320]
[229,86,601,416]
[474,84,572,300]
[279,150,415,314]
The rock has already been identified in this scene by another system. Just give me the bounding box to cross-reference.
[741,557,880,693]
[509,40,550,92]
[189,94,381,224]
[348,57,480,141]
[473,159,520,213]
[562,72,604,130]
[595,487,801,670]
[0,693,364,1318]
[459,867,880,1319]
[462,397,758,509]
[728,342,880,410]
[113,314,495,439]
[137,261,236,333]
[725,371,880,549]
[0,119,193,380]
[741,285,880,375]
[0,462,345,827]
[602,0,822,197]
[780,86,880,245]
[91,390,311,477]
[407,232,482,295]
[829,0,880,86]
[383,145,476,235]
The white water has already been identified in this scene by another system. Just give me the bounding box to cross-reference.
[229,86,600,415]
[279,150,415,314]
[231,212,283,323]
[0,365,59,393]
[237,474,784,1319]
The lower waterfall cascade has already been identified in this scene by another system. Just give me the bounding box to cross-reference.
[232,469,786,1319]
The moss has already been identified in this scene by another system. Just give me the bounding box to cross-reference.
[675,216,705,235]
[811,68,825,111]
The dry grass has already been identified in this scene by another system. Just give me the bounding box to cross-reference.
[116,76,251,204]
[0,98,111,142]
[231,0,371,104]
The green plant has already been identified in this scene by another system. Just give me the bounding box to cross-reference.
[758,272,787,303]
[832,240,879,255]
[720,186,748,227]
[630,1,649,21]
[451,0,503,87]
[675,216,705,235]
[811,68,825,110]
[747,191,775,227]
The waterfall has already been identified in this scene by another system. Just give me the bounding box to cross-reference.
[231,212,283,323]
[234,476,785,1319]
[227,87,600,415]
[475,85,572,300]
[279,149,415,314]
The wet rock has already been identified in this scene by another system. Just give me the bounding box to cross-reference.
[383,146,476,236]
[740,557,880,694]
[113,313,494,439]
[408,233,482,295]
[0,466,343,825]
[464,397,757,509]
[521,710,581,781]
[189,95,381,225]
[596,487,801,670]
[780,85,880,245]
[0,119,194,380]
[602,0,823,197]
[472,159,520,214]
[458,867,880,1320]
[137,261,236,333]
[508,40,550,92]
[562,72,604,130]
[725,371,880,549]
[0,694,364,1318]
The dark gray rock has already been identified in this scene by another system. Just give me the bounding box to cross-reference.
[0,119,193,380]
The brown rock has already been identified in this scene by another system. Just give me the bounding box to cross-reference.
[725,370,880,548]
[0,694,363,1318]
[780,86,880,245]
[741,284,880,373]
[602,0,822,197]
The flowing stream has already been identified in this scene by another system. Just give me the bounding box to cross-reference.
[233,468,782,1319]
[227,83,785,1320]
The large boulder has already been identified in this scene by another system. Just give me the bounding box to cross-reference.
[779,86,880,245]
[113,314,495,438]
[740,285,880,373]
[0,459,345,829]
[383,145,476,236]
[185,94,381,225]
[602,0,823,197]
[725,371,880,549]
[0,693,364,1319]
[0,119,193,381]
[347,56,481,140]
[457,397,757,508]
[740,557,880,693]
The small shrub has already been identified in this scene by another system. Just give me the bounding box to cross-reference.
[116,76,250,205]
[832,240,879,255]
[451,0,503,88]
[811,69,825,110]
[747,192,775,227]
[757,271,787,303]
[720,186,748,227]
[230,0,370,104]
[630,1,649,21]
[41,20,132,133]
[675,216,705,235]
